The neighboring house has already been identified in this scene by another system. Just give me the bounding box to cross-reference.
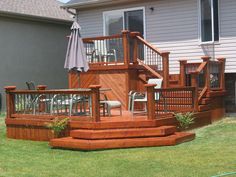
[0,0,73,111]
[62,0,236,112]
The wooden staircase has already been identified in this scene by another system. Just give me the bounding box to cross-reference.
[50,120,195,151]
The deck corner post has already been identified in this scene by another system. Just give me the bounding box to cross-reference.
[89,85,101,122]
[190,72,199,112]
[201,56,211,91]
[179,59,187,87]
[4,86,16,119]
[37,85,47,112]
[122,30,130,67]
[161,52,170,88]
[145,84,156,120]
[217,57,226,90]
[130,31,141,65]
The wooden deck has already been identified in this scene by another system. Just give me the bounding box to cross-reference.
[4,31,226,150]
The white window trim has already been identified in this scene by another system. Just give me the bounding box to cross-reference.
[198,0,220,44]
[103,7,146,39]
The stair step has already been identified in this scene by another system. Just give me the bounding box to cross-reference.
[50,132,195,151]
[70,116,175,129]
[199,98,212,105]
[70,126,176,140]
[199,105,211,111]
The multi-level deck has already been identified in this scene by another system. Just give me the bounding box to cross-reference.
[5,31,226,150]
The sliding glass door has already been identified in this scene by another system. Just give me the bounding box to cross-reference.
[104,8,144,36]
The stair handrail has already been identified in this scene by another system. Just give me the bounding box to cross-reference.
[131,32,170,88]
[137,59,163,79]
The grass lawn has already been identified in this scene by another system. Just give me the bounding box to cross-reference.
[0,114,236,177]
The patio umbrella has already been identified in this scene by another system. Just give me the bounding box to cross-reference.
[64,21,89,72]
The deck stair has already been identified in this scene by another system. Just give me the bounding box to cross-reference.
[50,123,195,150]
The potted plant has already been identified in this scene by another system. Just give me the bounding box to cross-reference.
[46,117,69,138]
[174,112,195,130]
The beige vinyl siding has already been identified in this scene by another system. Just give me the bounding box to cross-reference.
[77,0,236,74]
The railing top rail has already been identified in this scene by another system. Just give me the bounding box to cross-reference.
[154,86,195,92]
[9,89,92,94]
[184,62,201,66]
[135,36,163,56]
[83,34,122,42]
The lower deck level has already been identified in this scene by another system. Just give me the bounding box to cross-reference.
[5,109,222,150]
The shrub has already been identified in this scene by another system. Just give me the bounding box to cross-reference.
[46,117,69,137]
[174,112,195,130]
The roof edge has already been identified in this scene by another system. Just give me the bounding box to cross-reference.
[0,10,73,25]
[61,0,141,10]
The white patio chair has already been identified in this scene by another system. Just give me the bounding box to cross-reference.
[129,78,163,115]
[92,40,117,62]
[49,94,90,116]
[100,93,122,116]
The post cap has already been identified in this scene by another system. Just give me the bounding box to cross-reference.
[89,85,102,89]
[144,84,157,87]
[37,85,47,90]
[179,59,188,63]
[217,57,226,62]
[201,56,211,61]
[4,86,16,91]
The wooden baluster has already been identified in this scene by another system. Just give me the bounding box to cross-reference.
[179,60,187,87]
[190,71,199,112]
[89,85,101,122]
[122,30,130,67]
[37,85,47,113]
[5,86,16,119]
[161,52,170,88]
[217,57,226,90]
[201,56,211,91]
[145,84,156,120]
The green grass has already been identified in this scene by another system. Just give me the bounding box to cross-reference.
[0,114,236,177]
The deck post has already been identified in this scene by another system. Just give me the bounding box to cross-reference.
[217,57,226,90]
[179,60,187,87]
[122,30,130,67]
[201,56,211,91]
[145,84,156,120]
[5,86,16,119]
[37,85,47,113]
[190,72,199,112]
[130,32,141,65]
[89,85,101,122]
[161,52,170,88]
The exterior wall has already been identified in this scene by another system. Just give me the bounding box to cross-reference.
[77,0,236,74]
[0,16,71,111]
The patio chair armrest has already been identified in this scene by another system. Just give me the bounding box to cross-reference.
[132,92,145,99]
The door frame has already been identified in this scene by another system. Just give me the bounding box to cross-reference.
[103,7,146,39]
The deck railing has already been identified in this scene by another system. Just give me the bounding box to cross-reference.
[5,85,101,122]
[145,84,198,119]
[83,31,170,87]
[179,56,226,107]
[83,34,124,65]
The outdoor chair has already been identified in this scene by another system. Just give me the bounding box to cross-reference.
[100,93,122,116]
[129,78,163,115]
[49,94,90,116]
[26,81,51,114]
[92,40,118,63]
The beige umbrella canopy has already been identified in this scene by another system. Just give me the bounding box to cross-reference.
[64,21,89,72]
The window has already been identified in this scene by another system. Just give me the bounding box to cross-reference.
[200,0,219,42]
[103,8,144,37]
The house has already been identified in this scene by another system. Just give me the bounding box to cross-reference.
[62,0,236,113]
[0,0,73,111]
